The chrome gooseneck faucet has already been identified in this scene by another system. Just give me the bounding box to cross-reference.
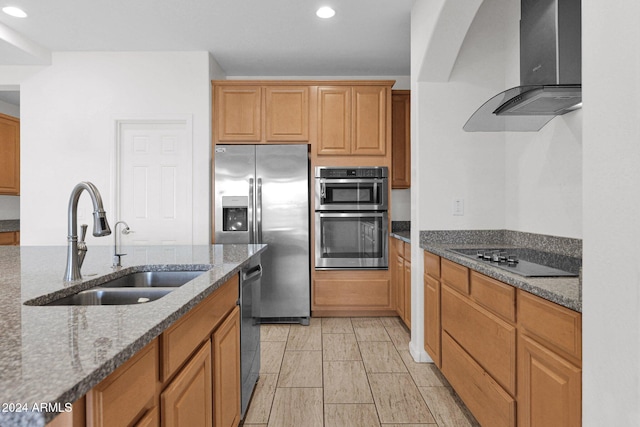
[64,182,112,281]
[112,221,131,268]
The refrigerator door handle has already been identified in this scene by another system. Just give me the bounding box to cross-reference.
[249,178,255,243]
[257,177,263,243]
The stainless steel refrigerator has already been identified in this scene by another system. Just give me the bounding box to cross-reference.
[214,144,310,325]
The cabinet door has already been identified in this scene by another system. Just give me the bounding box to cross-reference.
[391,91,410,188]
[317,86,351,155]
[0,114,19,195]
[352,86,387,156]
[403,258,411,329]
[215,86,262,142]
[161,341,213,427]
[265,86,309,142]
[518,334,581,427]
[86,340,158,427]
[424,274,441,366]
[393,254,405,320]
[213,305,241,427]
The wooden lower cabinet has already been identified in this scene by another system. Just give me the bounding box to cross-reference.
[423,250,582,427]
[423,273,441,367]
[52,275,241,427]
[161,342,212,427]
[390,237,411,328]
[0,231,18,245]
[212,306,241,427]
[441,332,516,427]
[313,270,394,316]
[86,339,159,427]
[517,334,581,427]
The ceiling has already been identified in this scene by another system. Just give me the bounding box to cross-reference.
[0,0,413,79]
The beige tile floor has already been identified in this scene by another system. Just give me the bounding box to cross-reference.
[242,317,480,427]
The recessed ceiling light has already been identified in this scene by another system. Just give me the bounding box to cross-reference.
[2,6,27,18]
[316,6,335,19]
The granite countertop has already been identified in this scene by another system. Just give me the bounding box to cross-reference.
[0,243,266,426]
[390,230,410,243]
[419,230,581,313]
[0,219,19,233]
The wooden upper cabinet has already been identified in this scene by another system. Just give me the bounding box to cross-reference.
[0,114,20,195]
[214,83,310,144]
[317,85,387,156]
[215,86,262,142]
[317,86,351,155]
[351,86,387,156]
[391,90,410,188]
[265,86,309,142]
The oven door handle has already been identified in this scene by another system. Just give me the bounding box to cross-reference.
[320,179,326,199]
[319,178,385,185]
[317,211,386,219]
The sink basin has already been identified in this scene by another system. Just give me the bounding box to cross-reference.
[95,270,206,288]
[33,270,207,306]
[43,287,175,306]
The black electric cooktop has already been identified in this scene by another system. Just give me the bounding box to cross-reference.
[447,247,580,278]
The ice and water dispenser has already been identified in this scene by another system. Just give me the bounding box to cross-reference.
[222,196,248,232]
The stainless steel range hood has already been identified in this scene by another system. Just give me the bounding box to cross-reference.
[464,0,581,132]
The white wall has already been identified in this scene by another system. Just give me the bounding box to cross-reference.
[19,52,213,245]
[582,0,640,424]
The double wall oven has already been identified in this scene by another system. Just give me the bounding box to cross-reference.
[315,166,388,270]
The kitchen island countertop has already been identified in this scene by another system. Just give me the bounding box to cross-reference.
[0,243,266,426]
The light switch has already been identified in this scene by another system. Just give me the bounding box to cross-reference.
[453,198,464,216]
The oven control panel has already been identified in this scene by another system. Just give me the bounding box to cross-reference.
[317,166,388,179]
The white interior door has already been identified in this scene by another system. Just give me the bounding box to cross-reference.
[116,120,193,247]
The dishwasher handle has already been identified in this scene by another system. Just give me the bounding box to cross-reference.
[243,263,263,283]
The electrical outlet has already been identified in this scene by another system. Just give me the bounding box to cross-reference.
[453,198,464,216]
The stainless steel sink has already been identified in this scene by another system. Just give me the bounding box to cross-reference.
[95,271,206,288]
[44,287,175,306]
[36,270,207,306]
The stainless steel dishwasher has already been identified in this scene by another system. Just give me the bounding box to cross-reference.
[240,256,262,418]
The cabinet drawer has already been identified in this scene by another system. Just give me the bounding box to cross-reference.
[441,259,469,294]
[470,272,516,322]
[423,251,440,278]
[86,339,158,427]
[441,332,516,427]
[161,275,239,382]
[0,231,16,245]
[441,285,516,394]
[518,290,582,365]
[313,278,392,309]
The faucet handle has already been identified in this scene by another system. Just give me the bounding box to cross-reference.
[79,224,88,243]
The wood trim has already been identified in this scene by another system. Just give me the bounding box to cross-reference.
[312,309,398,317]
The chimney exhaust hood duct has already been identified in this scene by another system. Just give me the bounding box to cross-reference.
[464,0,581,132]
